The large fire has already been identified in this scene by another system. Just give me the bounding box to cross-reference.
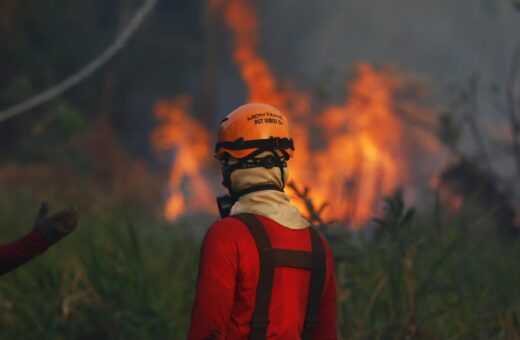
[152,0,435,226]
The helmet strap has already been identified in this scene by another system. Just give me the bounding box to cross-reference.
[221,148,288,195]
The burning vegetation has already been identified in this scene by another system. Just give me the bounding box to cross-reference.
[151,96,217,219]
[2,1,520,338]
[152,0,439,227]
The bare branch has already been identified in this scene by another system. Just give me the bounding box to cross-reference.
[394,109,438,136]
[464,73,492,168]
[287,181,328,227]
[0,0,157,124]
[506,39,520,180]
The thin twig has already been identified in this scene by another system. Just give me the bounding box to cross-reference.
[506,39,520,180]
[464,73,492,168]
[287,181,328,227]
[394,108,438,137]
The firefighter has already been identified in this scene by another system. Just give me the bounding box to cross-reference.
[188,103,337,339]
[0,202,79,275]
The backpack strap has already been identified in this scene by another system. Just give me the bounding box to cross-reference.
[301,227,327,340]
[233,213,275,340]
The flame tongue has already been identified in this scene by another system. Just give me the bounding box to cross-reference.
[304,63,408,225]
[151,96,217,219]
[152,0,434,226]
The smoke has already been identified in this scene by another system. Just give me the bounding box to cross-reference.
[153,0,520,224]
[251,0,520,192]
[260,0,520,97]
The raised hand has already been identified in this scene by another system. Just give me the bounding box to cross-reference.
[34,202,80,243]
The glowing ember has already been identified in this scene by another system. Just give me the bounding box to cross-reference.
[152,0,435,226]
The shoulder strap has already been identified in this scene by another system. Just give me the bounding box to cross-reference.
[233,213,274,340]
[301,227,327,340]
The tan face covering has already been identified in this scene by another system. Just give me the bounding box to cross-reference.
[228,157,310,229]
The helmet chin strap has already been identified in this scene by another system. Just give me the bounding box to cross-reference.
[221,149,288,201]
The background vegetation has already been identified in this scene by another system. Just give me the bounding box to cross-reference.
[1,176,519,339]
[1,0,520,339]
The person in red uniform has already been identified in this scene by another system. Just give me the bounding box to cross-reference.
[188,103,337,339]
[0,202,80,275]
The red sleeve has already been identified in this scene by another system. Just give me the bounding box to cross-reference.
[314,236,338,339]
[188,219,239,339]
[0,229,51,275]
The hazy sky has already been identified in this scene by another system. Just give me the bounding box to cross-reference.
[236,0,519,186]
[259,0,520,102]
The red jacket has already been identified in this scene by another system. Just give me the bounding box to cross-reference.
[188,214,337,339]
[0,229,51,275]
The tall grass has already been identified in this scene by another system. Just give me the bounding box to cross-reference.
[331,193,520,339]
[1,188,519,339]
[0,192,199,339]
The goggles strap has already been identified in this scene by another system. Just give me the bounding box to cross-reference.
[221,149,287,193]
[215,137,294,154]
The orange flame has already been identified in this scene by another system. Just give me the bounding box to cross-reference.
[298,63,409,224]
[152,0,436,225]
[220,0,287,107]
[151,95,216,219]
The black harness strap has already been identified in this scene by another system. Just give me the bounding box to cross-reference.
[234,213,275,340]
[271,249,314,269]
[301,227,327,340]
[233,213,327,340]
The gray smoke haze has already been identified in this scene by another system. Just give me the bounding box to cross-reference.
[260,0,520,98]
[249,0,520,187]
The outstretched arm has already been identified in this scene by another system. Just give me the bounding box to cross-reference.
[0,229,50,275]
[0,202,79,276]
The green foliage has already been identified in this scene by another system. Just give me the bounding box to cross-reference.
[1,190,519,339]
[0,194,199,339]
[331,192,520,339]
